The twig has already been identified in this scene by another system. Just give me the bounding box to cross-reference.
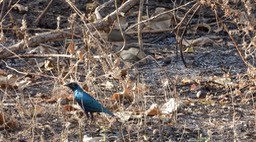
[176,2,201,68]
[7,54,76,59]
[115,0,127,53]
[2,60,57,79]
[34,0,54,25]
[125,0,196,32]
[0,29,76,59]
[137,0,144,53]
[223,24,252,68]
[0,0,139,59]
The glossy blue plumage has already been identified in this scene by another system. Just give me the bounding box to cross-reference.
[64,82,114,119]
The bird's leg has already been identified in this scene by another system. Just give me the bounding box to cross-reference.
[86,112,94,125]
[90,112,94,120]
[84,112,93,135]
[85,111,90,119]
[84,111,93,125]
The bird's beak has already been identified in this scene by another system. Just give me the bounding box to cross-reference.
[63,82,70,86]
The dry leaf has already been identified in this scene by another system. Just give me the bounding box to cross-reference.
[190,84,198,91]
[115,111,133,122]
[184,47,194,53]
[82,83,89,92]
[181,78,192,85]
[200,100,215,105]
[111,92,133,103]
[196,90,207,99]
[4,119,18,130]
[146,7,175,30]
[214,23,223,33]
[120,47,146,62]
[0,113,4,125]
[110,67,128,80]
[145,104,160,116]
[44,58,54,71]
[67,41,76,55]
[77,49,84,61]
[213,77,233,86]
[107,29,124,42]
[83,135,104,142]
[0,113,19,130]
[114,17,128,30]
[180,36,215,47]
[0,74,18,88]
[100,81,114,90]
[193,23,211,33]
[15,76,32,90]
[85,1,99,12]
[13,3,28,13]
[63,104,80,112]
[0,30,6,43]
[120,69,127,79]
[132,83,148,93]
[0,74,31,89]
[160,98,179,114]
[27,106,45,117]
[44,87,73,103]
[28,45,58,54]
[0,69,6,75]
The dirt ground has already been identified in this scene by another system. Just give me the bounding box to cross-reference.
[0,0,255,141]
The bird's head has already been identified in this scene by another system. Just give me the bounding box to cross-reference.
[64,82,80,91]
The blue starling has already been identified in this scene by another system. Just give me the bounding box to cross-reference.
[64,82,115,119]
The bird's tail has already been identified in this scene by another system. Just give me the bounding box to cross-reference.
[103,108,115,117]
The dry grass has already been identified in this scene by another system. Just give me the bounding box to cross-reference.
[0,0,255,141]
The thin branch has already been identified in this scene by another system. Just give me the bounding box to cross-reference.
[34,0,54,25]
[0,0,139,59]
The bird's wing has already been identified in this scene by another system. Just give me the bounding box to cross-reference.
[75,91,106,112]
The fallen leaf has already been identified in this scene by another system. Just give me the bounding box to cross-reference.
[100,81,114,90]
[145,104,161,116]
[190,84,198,91]
[0,69,7,75]
[214,23,223,33]
[120,47,142,62]
[181,79,192,85]
[44,58,54,71]
[115,111,133,122]
[213,77,233,86]
[67,41,76,55]
[146,7,175,30]
[113,17,128,30]
[200,100,215,105]
[27,105,45,117]
[111,92,133,103]
[46,88,73,103]
[0,113,4,125]
[77,49,84,61]
[196,90,207,99]
[0,74,18,88]
[120,69,128,78]
[4,119,19,130]
[85,1,99,12]
[0,112,19,130]
[193,23,211,33]
[160,98,179,114]
[83,135,104,142]
[132,83,148,93]
[184,47,194,53]
[28,45,58,54]
[0,30,6,43]
[179,36,215,47]
[63,104,80,112]
[13,3,28,13]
